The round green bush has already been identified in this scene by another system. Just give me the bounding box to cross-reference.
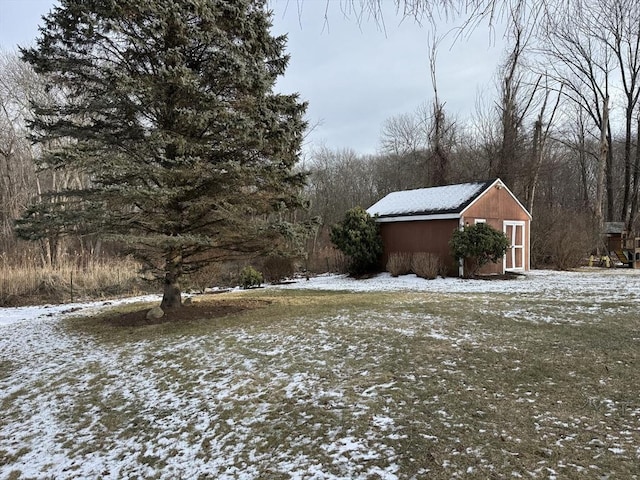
[330,207,383,276]
[450,223,510,276]
[239,266,263,289]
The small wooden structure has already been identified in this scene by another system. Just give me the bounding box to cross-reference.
[604,222,640,268]
[367,179,532,277]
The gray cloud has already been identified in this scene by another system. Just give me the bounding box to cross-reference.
[0,0,506,155]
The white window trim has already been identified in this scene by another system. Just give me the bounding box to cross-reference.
[475,218,486,224]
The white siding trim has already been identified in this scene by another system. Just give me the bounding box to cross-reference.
[374,213,460,223]
[526,219,530,270]
[458,217,465,277]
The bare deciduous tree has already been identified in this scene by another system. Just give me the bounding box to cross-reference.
[541,0,615,221]
[524,74,563,214]
[491,4,543,192]
[0,51,39,239]
[426,34,456,186]
[380,113,426,157]
[596,0,640,229]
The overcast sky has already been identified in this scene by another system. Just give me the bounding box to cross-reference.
[0,0,506,155]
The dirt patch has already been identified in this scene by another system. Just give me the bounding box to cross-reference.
[99,298,271,327]
[473,271,526,280]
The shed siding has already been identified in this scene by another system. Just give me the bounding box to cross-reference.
[463,183,530,221]
[462,183,530,272]
[379,219,460,276]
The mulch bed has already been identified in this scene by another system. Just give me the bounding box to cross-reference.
[100,299,271,327]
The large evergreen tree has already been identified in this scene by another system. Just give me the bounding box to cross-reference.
[17,0,307,309]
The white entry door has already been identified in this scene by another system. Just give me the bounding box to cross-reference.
[503,221,526,271]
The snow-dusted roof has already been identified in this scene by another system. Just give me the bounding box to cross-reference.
[367,180,495,219]
[604,222,625,235]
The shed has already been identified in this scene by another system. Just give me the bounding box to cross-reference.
[604,221,640,267]
[366,178,532,277]
[603,221,625,254]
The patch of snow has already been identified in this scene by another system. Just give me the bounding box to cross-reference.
[276,268,640,301]
[0,294,161,326]
[366,181,487,217]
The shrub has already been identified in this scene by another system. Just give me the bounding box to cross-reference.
[262,255,295,283]
[450,223,510,277]
[186,262,222,293]
[411,252,440,279]
[330,207,383,276]
[531,208,597,270]
[387,252,412,277]
[239,266,263,289]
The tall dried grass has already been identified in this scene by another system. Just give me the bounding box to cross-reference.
[387,251,441,279]
[307,246,348,274]
[386,252,413,277]
[0,254,143,307]
[411,252,441,279]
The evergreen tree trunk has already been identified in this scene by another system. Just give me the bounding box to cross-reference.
[525,118,542,214]
[161,271,182,310]
[161,252,182,310]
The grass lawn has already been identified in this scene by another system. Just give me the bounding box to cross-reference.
[1,271,639,479]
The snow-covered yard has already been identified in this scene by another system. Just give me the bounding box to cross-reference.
[1,268,639,479]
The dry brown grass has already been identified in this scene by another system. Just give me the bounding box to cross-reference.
[411,252,441,279]
[387,252,413,276]
[307,245,347,274]
[0,255,143,306]
[387,251,441,279]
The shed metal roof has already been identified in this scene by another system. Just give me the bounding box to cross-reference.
[367,179,496,219]
[603,222,625,235]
